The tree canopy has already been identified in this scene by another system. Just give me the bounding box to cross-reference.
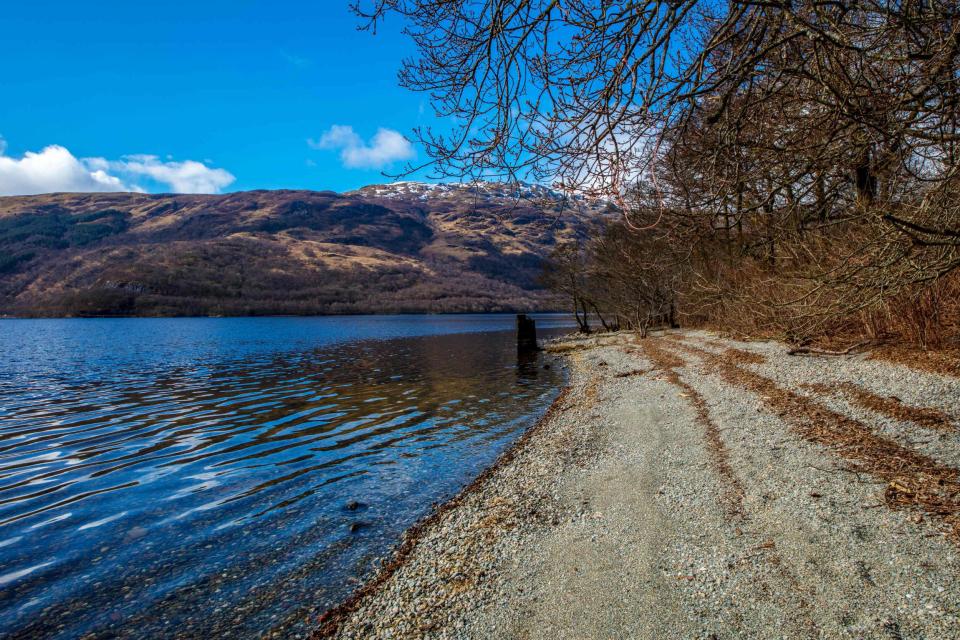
[360,0,960,345]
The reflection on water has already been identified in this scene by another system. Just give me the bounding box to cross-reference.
[0,315,569,639]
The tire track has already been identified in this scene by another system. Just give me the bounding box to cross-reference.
[631,341,745,518]
[671,340,960,542]
[634,338,822,637]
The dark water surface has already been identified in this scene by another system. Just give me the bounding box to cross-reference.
[0,315,571,639]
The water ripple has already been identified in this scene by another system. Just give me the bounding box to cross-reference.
[0,315,568,639]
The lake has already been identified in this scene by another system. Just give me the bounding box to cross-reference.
[0,314,571,638]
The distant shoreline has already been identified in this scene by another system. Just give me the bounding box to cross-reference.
[0,309,570,320]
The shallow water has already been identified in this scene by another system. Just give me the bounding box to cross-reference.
[0,315,570,638]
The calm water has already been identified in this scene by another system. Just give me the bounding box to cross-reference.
[0,315,570,639]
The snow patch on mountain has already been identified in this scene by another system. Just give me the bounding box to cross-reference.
[348,181,612,209]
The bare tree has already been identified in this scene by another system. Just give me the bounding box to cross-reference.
[358,0,960,343]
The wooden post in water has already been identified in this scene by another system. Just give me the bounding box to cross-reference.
[517,314,538,352]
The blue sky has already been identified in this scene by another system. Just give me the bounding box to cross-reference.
[0,1,435,194]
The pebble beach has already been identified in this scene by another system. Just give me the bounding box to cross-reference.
[317,330,960,639]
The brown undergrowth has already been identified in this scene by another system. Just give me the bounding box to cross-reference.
[632,341,746,518]
[869,347,960,379]
[660,271,960,379]
[802,382,957,432]
[670,340,960,541]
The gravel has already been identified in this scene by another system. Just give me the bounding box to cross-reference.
[324,331,960,639]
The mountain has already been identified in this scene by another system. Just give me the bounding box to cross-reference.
[0,182,608,317]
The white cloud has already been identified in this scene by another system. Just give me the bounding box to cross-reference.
[107,155,236,194]
[0,139,235,195]
[0,144,129,195]
[309,125,415,169]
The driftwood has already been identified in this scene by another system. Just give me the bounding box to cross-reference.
[787,341,872,357]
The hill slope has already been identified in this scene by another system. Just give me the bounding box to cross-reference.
[0,183,605,317]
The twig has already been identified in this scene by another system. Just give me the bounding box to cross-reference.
[787,340,872,357]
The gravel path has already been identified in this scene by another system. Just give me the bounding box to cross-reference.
[319,331,960,639]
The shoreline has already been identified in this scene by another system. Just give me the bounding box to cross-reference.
[312,384,573,637]
[0,311,571,320]
[314,330,960,639]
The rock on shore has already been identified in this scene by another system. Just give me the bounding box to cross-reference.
[318,331,960,639]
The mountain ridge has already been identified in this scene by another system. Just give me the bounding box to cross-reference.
[0,182,607,317]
